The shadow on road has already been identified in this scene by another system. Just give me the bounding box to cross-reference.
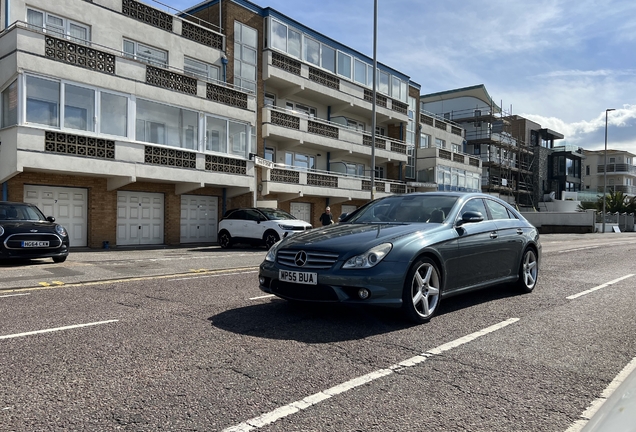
[209,283,525,343]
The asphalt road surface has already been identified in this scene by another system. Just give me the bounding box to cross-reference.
[1,233,635,431]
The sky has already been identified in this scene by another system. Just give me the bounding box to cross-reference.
[159,0,636,154]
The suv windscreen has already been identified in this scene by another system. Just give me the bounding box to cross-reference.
[259,208,296,221]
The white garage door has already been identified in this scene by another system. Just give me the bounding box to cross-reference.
[180,195,218,244]
[23,185,88,247]
[290,202,311,225]
[341,205,357,220]
[117,191,164,246]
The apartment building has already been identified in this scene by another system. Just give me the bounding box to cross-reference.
[410,109,482,193]
[0,0,258,248]
[186,0,416,224]
[420,84,567,209]
[582,149,636,197]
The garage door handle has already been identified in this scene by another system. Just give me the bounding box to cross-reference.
[139,226,141,229]
[490,232,498,239]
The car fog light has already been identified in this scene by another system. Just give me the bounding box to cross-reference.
[358,288,370,300]
[259,276,266,285]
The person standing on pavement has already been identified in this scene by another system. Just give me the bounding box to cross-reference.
[319,206,334,226]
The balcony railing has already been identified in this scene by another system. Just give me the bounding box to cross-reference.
[597,164,636,175]
[267,164,406,194]
[265,106,409,156]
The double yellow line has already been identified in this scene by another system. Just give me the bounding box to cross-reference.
[2,266,260,294]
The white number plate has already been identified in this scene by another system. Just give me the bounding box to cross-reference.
[279,270,317,285]
[21,241,49,247]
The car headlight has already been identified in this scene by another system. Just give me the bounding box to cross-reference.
[343,243,392,269]
[55,225,68,237]
[278,223,296,231]
[265,239,283,262]
[0,225,4,236]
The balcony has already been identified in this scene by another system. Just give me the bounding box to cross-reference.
[1,127,254,195]
[597,164,636,175]
[261,164,406,200]
[262,106,409,164]
[416,147,482,172]
[263,50,409,123]
[596,185,636,195]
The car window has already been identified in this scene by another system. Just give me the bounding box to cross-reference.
[349,195,458,223]
[460,198,488,219]
[260,208,295,220]
[227,210,246,220]
[0,204,45,221]
[485,199,513,220]
[244,210,262,221]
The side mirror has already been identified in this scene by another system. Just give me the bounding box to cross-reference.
[46,216,56,222]
[456,211,483,226]
[339,212,348,222]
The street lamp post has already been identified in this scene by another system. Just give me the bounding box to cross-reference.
[602,108,615,234]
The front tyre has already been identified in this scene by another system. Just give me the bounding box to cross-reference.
[516,248,538,293]
[264,231,280,249]
[402,257,442,323]
[218,231,232,249]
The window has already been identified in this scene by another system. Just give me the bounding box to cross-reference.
[264,92,276,106]
[100,92,128,137]
[136,99,198,149]
[392,76,401,100]
[378,70,390,95]
[234,22,258,93]
[420,133,430,149]
[206,116,228,153]
[461,198,488,218]
[1,80,18,128]
[330,161,364,176]
[27,9,91,44]
[286,101,316,118]
[321,45,336,73]
[26,76,59,127]
[271,19,301,58]
[285,151,315,170]
[485,200,513,220]
[452,143,461,153]
[64,84,95,131]
[435,138,446,149]
[304,37,320,66]
[337,52,352,79]
[184,57,219,81]
[123,39,167,68]
[265,147,275,162]
[354,59,367,85]
[229,121,248,156]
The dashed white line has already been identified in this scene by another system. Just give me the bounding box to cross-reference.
[249,294,275,300]
[222,318,519,432]
[566,274,634,300]
[0,319,119,340]
[0,293,31,298]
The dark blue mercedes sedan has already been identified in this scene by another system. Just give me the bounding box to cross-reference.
[258,192,540,323]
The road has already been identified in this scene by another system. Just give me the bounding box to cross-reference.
[1,233,635,431]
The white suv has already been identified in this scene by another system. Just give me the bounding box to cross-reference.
[218,208,312,249]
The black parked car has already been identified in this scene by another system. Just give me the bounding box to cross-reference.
[0,201,70,263]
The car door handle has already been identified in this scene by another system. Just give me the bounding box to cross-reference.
[517,229,524,235]
[490,231,498,239]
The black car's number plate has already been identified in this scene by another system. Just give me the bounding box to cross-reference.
[279,270,317,285]
[21,241,49,247]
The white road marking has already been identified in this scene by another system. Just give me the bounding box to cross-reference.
[0,320,119,340]
[249,294,275,300]
[222,318,519,432]
[0,293,31,298]
[172,270,258,281]
[566,274,634,299]
[565,356,636,432]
